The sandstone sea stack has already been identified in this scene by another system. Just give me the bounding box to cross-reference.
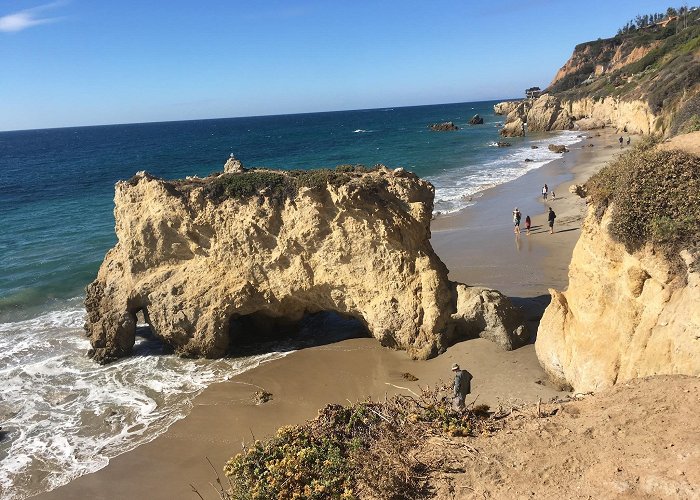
[85,164,527,363]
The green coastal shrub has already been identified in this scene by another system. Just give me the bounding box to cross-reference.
[586,140,700,269]
[222,385,490,500]
[203,165,380,204]
[203,171,294,204]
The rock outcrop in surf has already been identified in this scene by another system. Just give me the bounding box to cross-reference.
[428,122,459,131]
[85,164,527,363]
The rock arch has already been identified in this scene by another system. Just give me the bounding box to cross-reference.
[85,167,526,363]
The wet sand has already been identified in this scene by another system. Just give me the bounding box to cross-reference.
[36,130,624,500]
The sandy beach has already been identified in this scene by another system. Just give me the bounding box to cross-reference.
[36,129,624,500]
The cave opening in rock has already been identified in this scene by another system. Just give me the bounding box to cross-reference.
[228,310,371,356]
[132,307,173,356]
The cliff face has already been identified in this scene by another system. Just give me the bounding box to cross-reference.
[498,93,666,137]
[497,12,700,137]
[86,167,527,363]
[536,205,700,393]
[549,38,659,91]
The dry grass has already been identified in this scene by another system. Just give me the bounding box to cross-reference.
[201,384,494,500]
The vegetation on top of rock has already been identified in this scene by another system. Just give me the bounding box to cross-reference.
[220,385,492,500]
[201,165,382,204]
[616,6,691,36]
[586,138,700,266]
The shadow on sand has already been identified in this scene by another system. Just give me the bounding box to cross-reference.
[509,294,552,345]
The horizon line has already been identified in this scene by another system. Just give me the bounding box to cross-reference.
[0,97,521,134]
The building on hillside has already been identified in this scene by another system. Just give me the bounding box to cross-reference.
[526,87,542,99]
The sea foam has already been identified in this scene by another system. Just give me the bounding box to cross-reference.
[0,303,289,500]
[430,131,583,214]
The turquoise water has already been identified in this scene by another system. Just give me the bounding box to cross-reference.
[0,101,582,498]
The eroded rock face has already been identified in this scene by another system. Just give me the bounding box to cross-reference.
[498,94,659,137]
[224,155,245,173]
[493,101,522,116]
[536,207,700,392]
[86,167,527,362]
[526,95,574,132]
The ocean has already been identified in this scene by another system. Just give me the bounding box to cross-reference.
[0,101,582,498]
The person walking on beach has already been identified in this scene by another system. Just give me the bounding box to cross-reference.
[548,207,556,234]
[451,363,473,410]
[542,184,548,201]
[525,215,531,235]
[619,136,624,148]
[513,207,521,234]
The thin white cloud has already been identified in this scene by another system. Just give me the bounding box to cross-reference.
[0,2,66,33]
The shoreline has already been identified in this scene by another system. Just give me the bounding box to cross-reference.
[35,129,624,500]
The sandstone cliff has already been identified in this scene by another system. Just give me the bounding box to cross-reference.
[498,11,700,137]
[536,139,700,392]
[86,166,527,363]
[536,208,700,392]
[498,94,661,137]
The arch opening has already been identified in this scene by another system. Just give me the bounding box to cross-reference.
[132,307,174,356]
[228,309,370,356]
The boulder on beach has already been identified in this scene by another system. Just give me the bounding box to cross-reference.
[429,121,459,131]
[569,184,587,197]
[84,166,528,363]
[548,144,569,153]
[468,114,484,125]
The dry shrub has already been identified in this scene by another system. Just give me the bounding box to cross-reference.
[586,139,700,272]
[222,384,491,500]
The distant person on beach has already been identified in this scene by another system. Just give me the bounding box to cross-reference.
[551,190,556,200]
[548,207,556,234]
[513,207,521,234]
[619,136,624,148]
[542,184,548,200]
[451,363,473,410]
[525,215,531,235]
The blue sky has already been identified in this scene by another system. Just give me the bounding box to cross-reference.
[0,0,683,131]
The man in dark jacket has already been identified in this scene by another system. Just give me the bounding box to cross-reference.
[548,207,556,234]
[451,363,473,409]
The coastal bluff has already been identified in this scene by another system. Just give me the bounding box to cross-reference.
[536,208,700,392]
[85,165,527,363]
[536,138,700,392]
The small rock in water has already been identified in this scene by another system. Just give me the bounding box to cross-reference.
[428,121,460,131]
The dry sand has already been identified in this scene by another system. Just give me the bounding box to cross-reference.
[36,130,625,500]
[427,375,700,499]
